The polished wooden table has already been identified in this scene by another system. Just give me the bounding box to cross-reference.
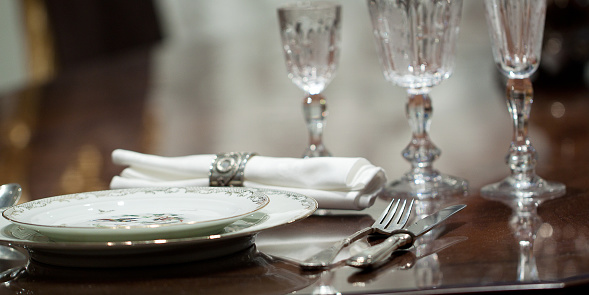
[1,6,589,293]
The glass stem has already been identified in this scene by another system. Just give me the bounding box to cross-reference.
[402,89,440,178]
[505,78,537,182]
[302,93,330,157]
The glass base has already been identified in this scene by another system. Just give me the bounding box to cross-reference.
[384,171,468,199]
[481,175,566,201]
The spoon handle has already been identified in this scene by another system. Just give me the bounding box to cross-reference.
[299,226,373,270]
[346,233,413,269]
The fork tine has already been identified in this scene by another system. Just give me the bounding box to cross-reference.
[378,199,400,226]
[381,199,405,228]
[398,199,414,227]
[378,199,400,225]
[386,199,407,227]
[383,198,414,229]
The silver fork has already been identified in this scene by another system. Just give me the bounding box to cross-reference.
[300,198,414,270]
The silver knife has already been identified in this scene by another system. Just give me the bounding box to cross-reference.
[346,204,466,268]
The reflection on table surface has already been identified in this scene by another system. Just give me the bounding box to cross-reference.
[1,1,589,294]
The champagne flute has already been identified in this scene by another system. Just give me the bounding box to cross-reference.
[278,1,341,158]
[367,0,468,198]
[482,0,566,200]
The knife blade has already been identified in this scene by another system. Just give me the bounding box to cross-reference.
[346,204,466,268]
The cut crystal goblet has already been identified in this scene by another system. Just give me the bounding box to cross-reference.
[367,0,468,198]
[278,1,341,158]
[482,0,566,200]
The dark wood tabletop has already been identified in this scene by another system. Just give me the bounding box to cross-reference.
[1,2,589,293]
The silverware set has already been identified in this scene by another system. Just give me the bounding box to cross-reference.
[284,198,465,271]
[347,203,466,269]
[300,198,414,270]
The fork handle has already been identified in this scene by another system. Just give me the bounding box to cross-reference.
[346,232,414,269]
[300,227,373,270]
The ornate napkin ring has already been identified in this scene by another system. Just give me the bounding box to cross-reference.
[209,152,257,187]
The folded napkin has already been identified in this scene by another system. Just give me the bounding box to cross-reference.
[110,149,387,210]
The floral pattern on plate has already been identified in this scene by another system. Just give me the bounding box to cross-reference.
[90,213,186,227]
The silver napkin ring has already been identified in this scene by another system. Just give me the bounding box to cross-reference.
[209,152,257,187]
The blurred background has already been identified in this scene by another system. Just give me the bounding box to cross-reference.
[0,0,587,201]
[2,0,588,92]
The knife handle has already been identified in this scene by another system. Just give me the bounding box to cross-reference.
[346,232,414,269]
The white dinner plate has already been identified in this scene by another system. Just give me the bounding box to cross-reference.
[0,187,317,267]
[2,187,269,242]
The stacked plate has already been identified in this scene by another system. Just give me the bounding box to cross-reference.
[0,187,317,267]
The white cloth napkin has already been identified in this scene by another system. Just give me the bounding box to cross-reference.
[110,149,387,210]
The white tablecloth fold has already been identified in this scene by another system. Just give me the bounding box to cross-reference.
[110,149,386,210]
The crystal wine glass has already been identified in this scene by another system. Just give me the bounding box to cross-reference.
[482,0,565,200]
[278,1,341,158]
[367,0,468,198]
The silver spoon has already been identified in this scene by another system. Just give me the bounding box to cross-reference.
[0,183,26,261]
[0,183,21,209]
